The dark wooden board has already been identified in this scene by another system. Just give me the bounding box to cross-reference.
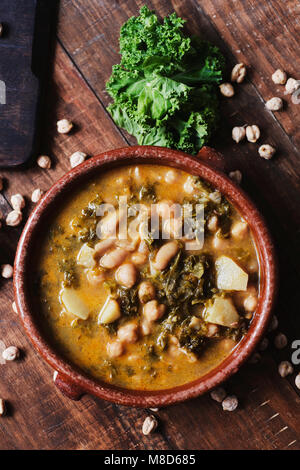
[0,0,299,450]
[0,0,57,167]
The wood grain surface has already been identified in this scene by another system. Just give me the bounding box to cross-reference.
[0,0,299,450]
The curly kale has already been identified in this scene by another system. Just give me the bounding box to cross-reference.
[106,6,225,154]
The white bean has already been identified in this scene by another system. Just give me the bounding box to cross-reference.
[107,340,124,358]
[115,263,137,288]
[86,269,105,287]
[154,241,179,270]
[143,300,166,322]
[94,238,115,258]
[231,221,248,239]
[117,323,139,344]
[100,248,128,269]
[138,281,156,303]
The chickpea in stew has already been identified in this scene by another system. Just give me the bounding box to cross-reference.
[36,165,259,390]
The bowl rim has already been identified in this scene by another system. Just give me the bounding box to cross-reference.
[14,145,277,407]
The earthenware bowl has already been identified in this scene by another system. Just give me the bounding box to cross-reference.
[14,145,277,407]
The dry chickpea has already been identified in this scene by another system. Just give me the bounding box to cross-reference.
[11,194,25,211]
[231,63,246,83]
[244,294,258,312]
[2,346,19,361]
[272,69,287,85]
[259,337,269,351]
[278,361,293,377]
[248,352,261,364]
[222,395,238,411]
[70,151,87,168]
[31,188,44,203]
[232,126,246,143]
[57,118,73,134]
[1,264,13,279]
[6,210,22,226]
[0,398,5,416]
[246,125,260,143]
[285,77,300,94]
[229,170,242,185]
[258,144,276,160]
[219,83,235,97]
[274,332,287,349]
[266,97,283,111]
[210,387,227,403]
[268,315,278,332]
[142,415,158,435]
[37,155,51,169]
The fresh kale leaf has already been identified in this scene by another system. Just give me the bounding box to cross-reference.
[106,6,225,154]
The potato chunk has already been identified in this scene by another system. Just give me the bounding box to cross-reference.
[98,297,121,324]
[215,255,248,291]
[205,297,239,328]
[60,288,89,320]
[77,243,96,268]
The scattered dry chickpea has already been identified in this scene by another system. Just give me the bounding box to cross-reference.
[37,155,51,169]
[266,97,283,111]
[1,264,13,279]
[222,395,238,412]
[268,315,278,332]
[31,188,44,203]
[210,387,227,403]
[0,398,5,416]
[272,69,287,85]
[259,337,269,351]
[258,144,276,160]
[246,125,260,143]
[219,82,235,97]
[12,301,17,313]
[278,361,293,378]
[274,332,287,349]
[57,118,73,134]
[232,126,246,143]
[248,352,261,364]
[6,210,22,226]
[142,415,158,435]
[229,170,242,184]
[285,77,300,94]
[2,346,19,361]
[295,373,300,390]
[11,193,25,211]
[70,151,87,168]
[231,63,246,83]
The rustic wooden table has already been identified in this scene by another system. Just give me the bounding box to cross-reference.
[0,0,299,450]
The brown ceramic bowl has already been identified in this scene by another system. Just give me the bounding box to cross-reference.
[14,145,277,407]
